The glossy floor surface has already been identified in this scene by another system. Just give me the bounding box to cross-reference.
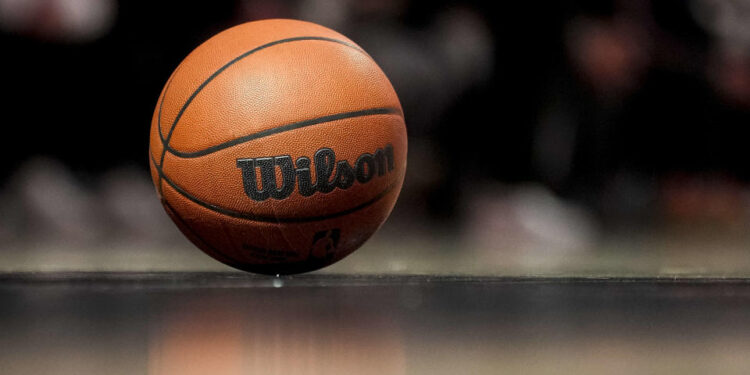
[2,273,750,374]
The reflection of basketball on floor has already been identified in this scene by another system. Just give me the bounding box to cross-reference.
[148,19,407,274]
[148,298,406,375]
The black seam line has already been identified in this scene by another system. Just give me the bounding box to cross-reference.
[157,35,365,169]
[150,152,396,223]
[163,199,335,273]
[167,195,326,274]
[156,67,181,196]
[158,64,182,143]
[160,198,239,267]
[166,107,402,158]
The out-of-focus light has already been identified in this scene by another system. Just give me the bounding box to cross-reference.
[0,0,116,43]
[692,0,750,52]
[148,300,406,375]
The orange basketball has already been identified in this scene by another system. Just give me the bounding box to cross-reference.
[148,19,407,275]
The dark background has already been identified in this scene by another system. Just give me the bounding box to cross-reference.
[4,3,750,373]
[2,0,750,274]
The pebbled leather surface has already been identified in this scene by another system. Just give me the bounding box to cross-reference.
[148,19,407,274]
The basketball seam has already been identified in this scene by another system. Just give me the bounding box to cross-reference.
[161,198,240,266]
[164,198,338,274]
[157,35,366,166]
[157,63,183,144]
[151,151,398,223]
[152,34,400,224]
[166,107,402,158]
[155,65,182,196]
[156,35,371,193]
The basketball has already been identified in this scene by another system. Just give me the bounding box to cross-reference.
[148,19,407,275]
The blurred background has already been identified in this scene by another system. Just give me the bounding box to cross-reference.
[2,0,750,276]
[4,2,750,374]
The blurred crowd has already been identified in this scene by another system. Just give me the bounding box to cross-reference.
[2,0,750,262]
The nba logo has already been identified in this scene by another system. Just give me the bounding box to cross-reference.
[309,229,341,260]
